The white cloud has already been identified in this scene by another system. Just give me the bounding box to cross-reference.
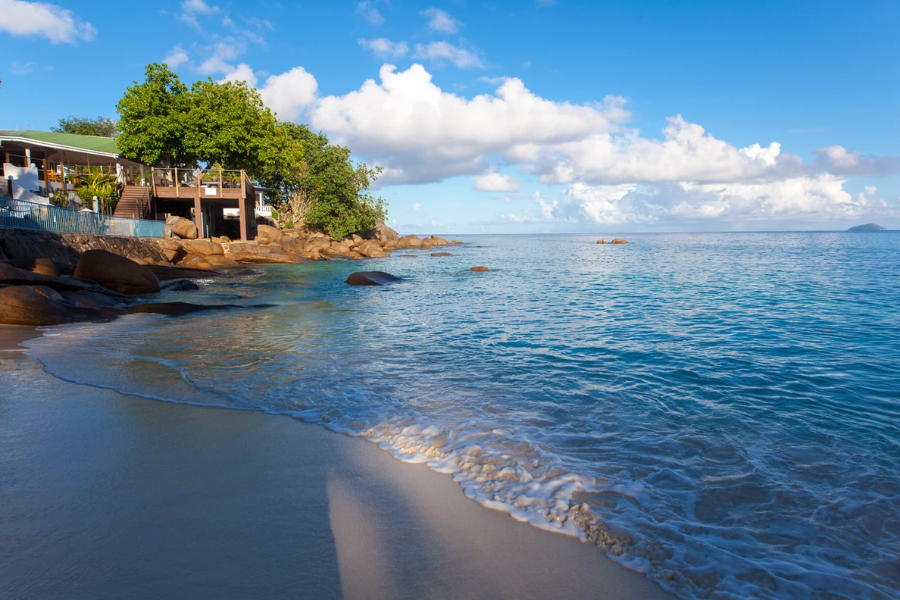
[164,45,190,68]
[420,8,461,33]
[220,63,257,87]
[356,1,384,25]
[813,145,900,177]
[864,185,877,196]
[411,202,422,212]
[310,64,626,184]
[473,172,522,192]
[258,67,319,121]
[359,37,409,58]
[0,0,95,43]
[413,42,484,69]
[10,60,37,75]
[183,0,219,14]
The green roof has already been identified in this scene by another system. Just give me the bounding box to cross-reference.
[0,130,119,156]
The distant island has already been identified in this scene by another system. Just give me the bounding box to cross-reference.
[847,223,887,232]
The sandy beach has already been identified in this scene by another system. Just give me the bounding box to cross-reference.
[0,324,671,600]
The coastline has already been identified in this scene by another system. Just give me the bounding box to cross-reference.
[0,325,672,600]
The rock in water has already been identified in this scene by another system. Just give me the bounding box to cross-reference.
[74,249,161,295]
[166,216,198,240]
[470,266,489,272]
[0,285,118,326]
[431,252,453,257]
[847,223,886,232]
[160,279,201,292]
[345,271,401,286]
[611,239,629,244]
[597,240,607,245]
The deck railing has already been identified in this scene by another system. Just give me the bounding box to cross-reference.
[0,194,164,238]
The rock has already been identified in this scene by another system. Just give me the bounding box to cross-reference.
[256,224,283,243]
[125,302,241,317]
[212,236,232,243]
[364,220,400,244]
[345,271,401,286]
[59,290,126,309]
[611,239,629,244]
[397,254,417,258]
[179,255,214,271]
[228,242,299,264]
[396,234,425,249]
[848,223,886,232]
[325,243,353,256]
[425,236,450,246]
[3,257,59,277]
[146,264,218,281]
[0,285,118,326]
[470,266,489,272]
[160,279,201,292]
[348,252,365,260]
[181,240,225,256]
[204,255,240,267]
[431,252,453,257]
[597,240,607,244]
[166,216,198,240]
[74,249,161,295]
[0,262,127,297]
[449,241,464,245]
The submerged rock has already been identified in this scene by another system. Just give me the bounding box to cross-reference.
[345,271,401,286]
[160,279,201,292]
[431,252,453,257]
[74,249,160,295]
[125,302,241,316]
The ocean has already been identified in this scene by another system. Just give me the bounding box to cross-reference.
[23,232,900,599]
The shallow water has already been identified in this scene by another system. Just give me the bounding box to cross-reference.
[25,232,900,599]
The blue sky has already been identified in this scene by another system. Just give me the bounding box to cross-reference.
[1,0,898,233]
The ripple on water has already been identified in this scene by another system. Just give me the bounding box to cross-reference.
[25,232,900,600]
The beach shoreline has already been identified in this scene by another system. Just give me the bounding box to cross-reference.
[0,324,672,600]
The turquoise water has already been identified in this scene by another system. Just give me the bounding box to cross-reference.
[26,233,900,599]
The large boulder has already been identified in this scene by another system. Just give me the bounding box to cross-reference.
[611,239,629,244]
[166,216,198,240]
[0,285,118,326]
[228,242,298,264]
[180,240,225,256]
[345,271,401,286]
[0,262,127,296]
[424,236,450,246]
[396,235,424,249]
[256,224,283,243]
[364,220,400,244]
[74,249,160,295]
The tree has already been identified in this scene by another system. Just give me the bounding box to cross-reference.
[52,116,118,137]
[261,123,386,239]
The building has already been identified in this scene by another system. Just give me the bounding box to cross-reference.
[1,130,258,241]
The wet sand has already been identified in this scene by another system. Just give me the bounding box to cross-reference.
[0,325,672,600]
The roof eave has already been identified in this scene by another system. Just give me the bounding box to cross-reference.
[0,135,121,159]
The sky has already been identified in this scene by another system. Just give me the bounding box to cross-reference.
[0,0,898,234]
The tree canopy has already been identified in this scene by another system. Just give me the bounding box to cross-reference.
[116,63,385,238]
[52,116,118,137]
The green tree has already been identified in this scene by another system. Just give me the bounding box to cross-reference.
[116,63,189,167]
[52,116,118,137]
[261,123,386,239]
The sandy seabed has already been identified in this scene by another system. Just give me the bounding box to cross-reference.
[0,325,671,600]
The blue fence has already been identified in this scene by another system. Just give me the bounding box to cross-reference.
[0,195,164,238]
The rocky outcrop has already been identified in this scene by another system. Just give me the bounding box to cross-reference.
[74,250,161,295]
[3,257,59,276]
[597,240,607,245]
[470,266,489,272]
[256,224,283,243]
[166,216,198,240]
[611,239,629,244]
[0,285,120,326]
[364,220,400,244]
[345,271,401,286]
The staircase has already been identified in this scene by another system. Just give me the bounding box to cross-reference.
[114,185,152,219]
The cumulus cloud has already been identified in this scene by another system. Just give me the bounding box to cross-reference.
[310,64,627,184]
[356,1,384,25]
[258,67,319,121]
[813,145,900,177]
[220,63,257,87]
[421,8,462,33]
[179,0,219,27]
[359,37,409,58]
[0,0,96,43]
[413,42,484,69]
[164,45,190,68]
[473,172,522,192]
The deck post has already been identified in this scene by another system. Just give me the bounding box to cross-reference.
[218,166,223,198]
[194,194,203,239]
[175,167,179,198]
